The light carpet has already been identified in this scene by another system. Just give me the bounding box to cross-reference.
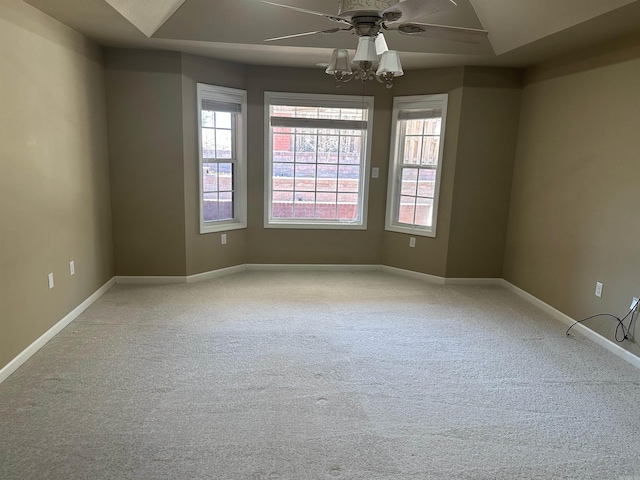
[1,271,639,479]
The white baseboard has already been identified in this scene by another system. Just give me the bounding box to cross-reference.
[444,277,504,286]
[187,265,247,283]
[115,276,187,285]
[246,263,381,272]
[0,277,116,385]
[501,280,640,370]
[381,265,446,284]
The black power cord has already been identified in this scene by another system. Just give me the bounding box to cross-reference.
[566,299,639,342]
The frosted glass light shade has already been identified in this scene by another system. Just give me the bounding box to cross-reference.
[376,50,404,77]
[353,37,378,63]
[375,33,389,56]
[326,49,352,74]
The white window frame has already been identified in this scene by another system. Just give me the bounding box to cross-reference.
[385,94,448,238]
[197,83,248,234]
[264,91,374,230]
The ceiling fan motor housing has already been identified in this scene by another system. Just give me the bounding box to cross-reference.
[338,0,400,18]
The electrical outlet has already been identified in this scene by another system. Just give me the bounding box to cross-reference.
[409,237,416,248]
[47,273,54,289]
[595,282,603,298]
[631,297,639,310]
[69,261,75,276]
[221,234,227,245]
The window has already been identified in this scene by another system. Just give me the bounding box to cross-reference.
[197,83,247,234]
[265,92,374,229]
[385,94,448,237]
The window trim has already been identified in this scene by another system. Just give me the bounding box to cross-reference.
[385,94,448,238]
[197,83,248,234]
[263,91,374,230]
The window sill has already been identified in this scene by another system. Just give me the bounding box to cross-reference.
[265,220,367,230]
[200,221,247,235]
[385,224,436,238]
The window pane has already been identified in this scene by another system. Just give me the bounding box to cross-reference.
[295,164,315,191]
[340,108,364,121]
[273,191,293,219]
[418,169,436,197]
[219,191,233,220]
[296,106,318,118]
[398,196,416,225]
[425,117,442,135]
[337,193,358,221]
[317,135,339,164]
[215,111,232,129]
[403,136,421,165]
[405,119,423,135]
[316,192,337,219]
[317,164,338,192]
[401,168,418,196]
[318,108,341,120]
[272,105,295,117]
[216,129,232,159]
[421,136,440,166]
[203,192,219,222]
[339,136,361,165]
[202,111,214,128]
[273,163,294,191]
[338,165,359,193]
[203,163,218,193]
[415,197,434,227]
[219,163,233,191]
[274,134,294,162]
[296,134,317,163]
[294,192,315,219]
[202,129,216,159]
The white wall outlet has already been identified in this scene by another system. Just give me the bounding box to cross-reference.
[221,233,227,245]
[47,273,54,289]
[69,261,75,276]
[371,167,379,179]
[409,237,416,248]
[631,297,639,310]
[595,281,603,298]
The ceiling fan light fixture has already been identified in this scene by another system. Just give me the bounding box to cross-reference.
[375,33,389,56]
[326,49,352,74]
[376,50,404,77]
[353,36,379,63]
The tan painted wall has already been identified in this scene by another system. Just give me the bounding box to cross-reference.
[105,49,187,276]
[445,67,523,278]
[504,38,640,355]
[245,66,391,265]
[0,0,113,370]
[181,54,248,275]
[382,68,465,277]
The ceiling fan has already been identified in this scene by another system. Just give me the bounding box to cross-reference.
[263,0,488,44]
[262,0,488,87]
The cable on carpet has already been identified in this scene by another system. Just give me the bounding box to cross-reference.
[566,297,639,342]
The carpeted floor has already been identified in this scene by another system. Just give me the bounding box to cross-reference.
[1,271,639,479]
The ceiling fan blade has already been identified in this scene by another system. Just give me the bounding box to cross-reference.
[382,0,457,23]
[392,22,488,43]
[262,1,351,26]
[264,27,350,42]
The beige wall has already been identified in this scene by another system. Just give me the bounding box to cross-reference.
[181,54,248,275]
[245,66,391,265]
[504,38,640,355]
[105,49,187,276]
[445,67,523,278]
[0,0,113,370]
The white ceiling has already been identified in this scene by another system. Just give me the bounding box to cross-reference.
[22,0,640,70]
